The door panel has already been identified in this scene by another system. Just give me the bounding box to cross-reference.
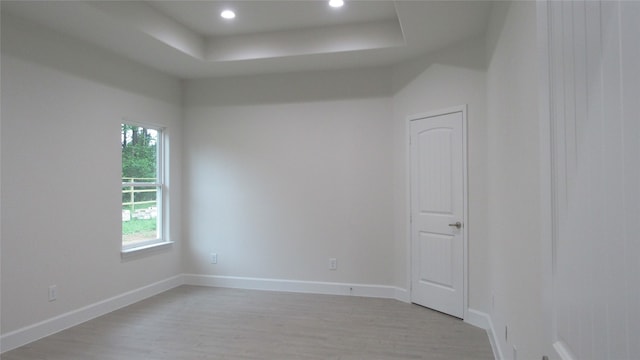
[410,110,465,318]
[418,129,453,213]
[418,232,454,289]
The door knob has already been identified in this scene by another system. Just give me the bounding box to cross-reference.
[448,221,462,229]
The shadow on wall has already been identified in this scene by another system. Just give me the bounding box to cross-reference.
[485,1,513,71]
[188,35,492,109]
[185,66,393,107]
[1,13,180,106]
[391,35,489,94]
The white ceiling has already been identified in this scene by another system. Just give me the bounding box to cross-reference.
[148,1,399,36]
[1,1,494,79]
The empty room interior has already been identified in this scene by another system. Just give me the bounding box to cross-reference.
[1,1,638,359]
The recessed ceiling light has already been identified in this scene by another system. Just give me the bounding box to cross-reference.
[220,10,236,19]
[329,0,344,8]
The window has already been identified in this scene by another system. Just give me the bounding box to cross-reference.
[121,123,167,252]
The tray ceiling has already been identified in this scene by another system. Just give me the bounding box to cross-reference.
[1,1,493,78]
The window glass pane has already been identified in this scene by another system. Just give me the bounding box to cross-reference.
[121,123,162,249]
[121,125,158,183]
[122,185,160,246]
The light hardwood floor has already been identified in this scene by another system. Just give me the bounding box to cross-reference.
[3,286,493,359]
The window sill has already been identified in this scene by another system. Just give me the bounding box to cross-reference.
[121,241,174,260]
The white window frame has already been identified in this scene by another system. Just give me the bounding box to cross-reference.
[121,121,171,256]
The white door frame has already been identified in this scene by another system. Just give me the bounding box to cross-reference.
[406,104,468,319]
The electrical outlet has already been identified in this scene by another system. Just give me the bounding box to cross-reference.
[329,258,337,270]
[210,253,218,264]
[48,285,57,302]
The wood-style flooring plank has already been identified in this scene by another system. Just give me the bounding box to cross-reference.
[3,286,493,360]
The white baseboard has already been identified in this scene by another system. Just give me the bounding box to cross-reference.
[183,274,406,301]
[465,309,502,360]
[486,314,503,360]
[465,308,491,329]
[0,275,183,354]
[394,287,410,303]
[554,340,576,360]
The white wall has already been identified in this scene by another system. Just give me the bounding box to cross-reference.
[485,2,543,359]
[545,1,640,359]
[391,37,489,312]
[183,69,396,286]
[0,14,182,334]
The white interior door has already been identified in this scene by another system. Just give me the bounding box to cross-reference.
[410,109,466,318]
